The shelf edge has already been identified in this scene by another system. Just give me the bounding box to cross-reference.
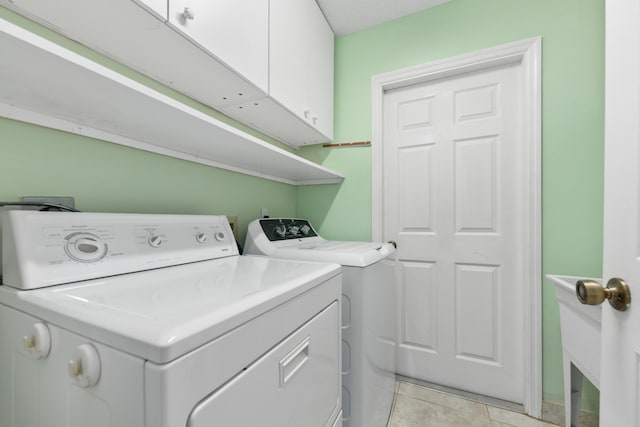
[0,102,341,186]
[0,17,344,186]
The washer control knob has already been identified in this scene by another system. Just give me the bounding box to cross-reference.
[68,344,101,388]
[23,322,51,360]
[214,231,225,242]
[195,232,208,243]
[148,234,165,248]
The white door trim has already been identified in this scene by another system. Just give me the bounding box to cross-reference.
[371,37,542,417]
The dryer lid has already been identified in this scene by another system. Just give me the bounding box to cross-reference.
[0,256,340,363]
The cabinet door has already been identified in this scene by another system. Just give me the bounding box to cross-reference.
[307,2,334,139]
[168,0,269,92]
[270,0,311,121]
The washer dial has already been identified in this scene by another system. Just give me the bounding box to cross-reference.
[64,232,108,263]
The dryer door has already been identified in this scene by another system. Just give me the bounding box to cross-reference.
[187,301,340,427]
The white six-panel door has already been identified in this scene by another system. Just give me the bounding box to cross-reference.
[382,63,525,403]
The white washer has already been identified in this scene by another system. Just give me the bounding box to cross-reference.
[244,218,396,427]
[0,211,342,427]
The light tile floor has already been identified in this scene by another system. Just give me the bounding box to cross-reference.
[387,381,560,427]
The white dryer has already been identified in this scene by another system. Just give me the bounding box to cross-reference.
[244,218,396,427]
[0,211,342,427]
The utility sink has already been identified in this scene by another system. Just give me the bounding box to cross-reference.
[547,274,602,427]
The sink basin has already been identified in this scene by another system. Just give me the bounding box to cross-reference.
[547,274,602,427]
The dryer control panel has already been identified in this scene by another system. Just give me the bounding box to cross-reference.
[1,211,238,290]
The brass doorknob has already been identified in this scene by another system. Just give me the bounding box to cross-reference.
[576,277,631,312]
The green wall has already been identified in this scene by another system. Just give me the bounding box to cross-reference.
[0,6,297,244]
[298,0,604,411]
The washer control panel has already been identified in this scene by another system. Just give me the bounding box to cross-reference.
[259,219,318,241]
[1,211,238,290]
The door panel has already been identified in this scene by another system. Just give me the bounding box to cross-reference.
[454,84,499,122]
[454,136,497,231]
[400,261,437,350]
[384,63,524,402]
[399,145,434,229]
[455,264,499,363]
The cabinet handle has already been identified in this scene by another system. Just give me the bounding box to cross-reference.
[183,7,195,21]
[303,109,310,119]
[312,116,318,125]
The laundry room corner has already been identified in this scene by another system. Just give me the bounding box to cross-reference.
[296,143,370,241]
[296,0,605,417]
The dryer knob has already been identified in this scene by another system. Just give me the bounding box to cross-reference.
[23,322,51,359]
[68,343,101,388]
[148,234,165,248]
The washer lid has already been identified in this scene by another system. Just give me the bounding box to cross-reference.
[273,241,395,267]
[0,256,340,363]
[244,218,395,266]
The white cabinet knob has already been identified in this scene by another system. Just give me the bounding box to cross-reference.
[183,7,195,20]
[22,322,51,359]
[68,343,101,388]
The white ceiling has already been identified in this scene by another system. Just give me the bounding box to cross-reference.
[317,0,451,36]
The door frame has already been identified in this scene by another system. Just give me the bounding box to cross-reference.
[370,37,542,417]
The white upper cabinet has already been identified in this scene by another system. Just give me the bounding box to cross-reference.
[1,0,334,147]
[0,0,265,108]
[271,0,334,140]
[167,0,269,93]
[224,0,335,146]
[306,1,334,139]
[269,0,310,123]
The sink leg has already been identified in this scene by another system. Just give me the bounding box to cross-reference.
[563,351,584,427]
[569,363,584,427]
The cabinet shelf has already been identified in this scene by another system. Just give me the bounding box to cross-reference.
[0,18,343,185]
